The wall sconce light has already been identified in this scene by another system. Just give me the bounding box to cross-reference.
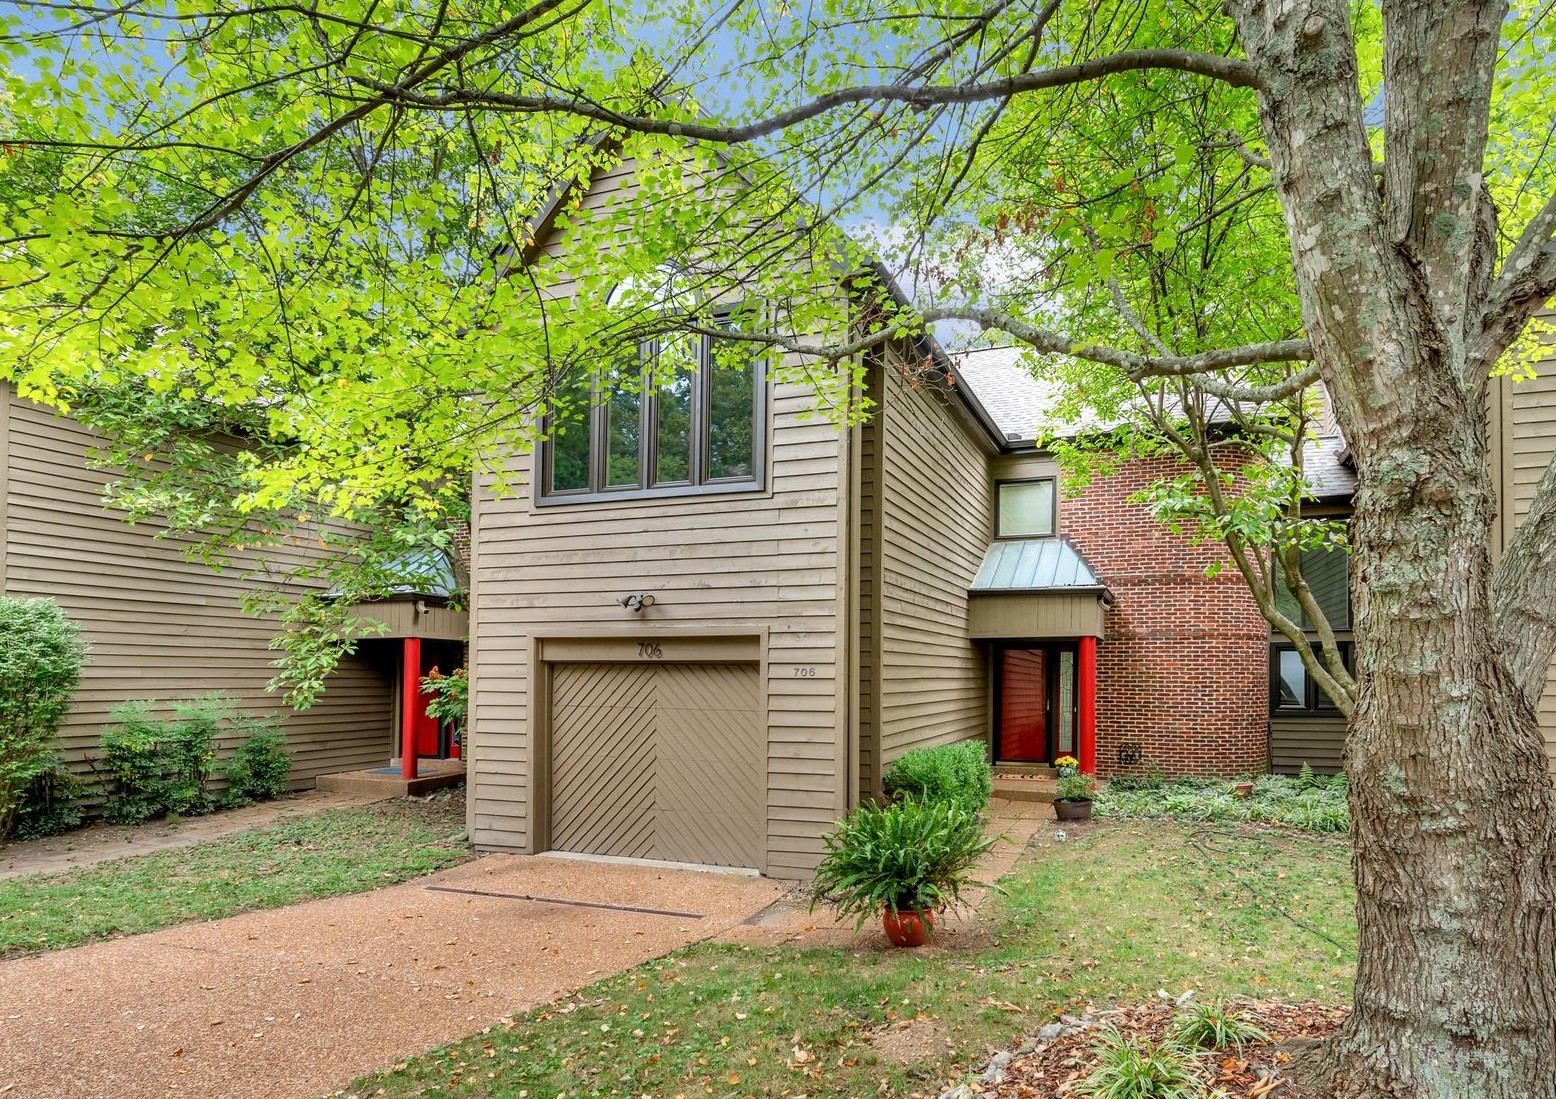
[617,593,657,613]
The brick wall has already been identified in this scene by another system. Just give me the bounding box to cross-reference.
[1062,457,1270,777]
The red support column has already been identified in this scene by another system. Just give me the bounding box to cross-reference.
[400,637,421,781]
[1078,635,1098,776]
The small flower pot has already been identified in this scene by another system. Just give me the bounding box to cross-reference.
[1054,797,1094,822]
[883,907,935,947]
[1233,781,1255,798]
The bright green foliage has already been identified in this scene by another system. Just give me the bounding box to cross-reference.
[1096,775,1350,833]
[99,697,230,823]
[882,739,993,814]
[1072,1031,1204,1099]
[420,666,470,742]
[1168,999,1272,1051]
[810,799,996,927]
[220,720,293,807]
[0,598,88,842]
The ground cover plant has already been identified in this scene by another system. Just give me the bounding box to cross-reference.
[0,794,469,956]
[341,821,1354,1099]
[1096,772,1349,834]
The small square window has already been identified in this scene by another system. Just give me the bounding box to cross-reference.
[997,479,1056,538]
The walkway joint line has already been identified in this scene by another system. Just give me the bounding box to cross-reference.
[423,884,707,920]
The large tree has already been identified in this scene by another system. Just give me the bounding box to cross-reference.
[3,1,1555,1094]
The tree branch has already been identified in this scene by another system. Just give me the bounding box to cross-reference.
[1473,191,1556,374]
[354,48,1263,143]
[918,306,1312,376]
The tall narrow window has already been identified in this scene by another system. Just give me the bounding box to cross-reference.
[548,370,592,494]
[653,335,698,486]
[604,353,644,490]
[707,334,758,482]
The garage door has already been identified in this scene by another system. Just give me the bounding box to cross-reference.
[549,662,764,869]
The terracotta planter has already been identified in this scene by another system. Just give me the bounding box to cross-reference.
[1054,797,1094,822]
[1233,781,1255,798]
[883,907,935,947]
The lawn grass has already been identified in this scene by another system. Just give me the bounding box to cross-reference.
[339,821,1355,1099]
[0,795,470,956]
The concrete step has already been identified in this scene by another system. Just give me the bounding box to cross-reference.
[992,775,1058,804]
[316,759,466,798]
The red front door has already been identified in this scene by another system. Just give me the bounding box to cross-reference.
[996,644,1080,763]
[998,648,1048,761]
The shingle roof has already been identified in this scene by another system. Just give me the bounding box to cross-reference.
[946,345,1355,501]
[970,539,1106,593]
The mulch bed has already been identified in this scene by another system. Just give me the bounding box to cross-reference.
[983,999,1347,1098]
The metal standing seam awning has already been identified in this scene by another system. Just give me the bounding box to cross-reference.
[967,539,1111,639]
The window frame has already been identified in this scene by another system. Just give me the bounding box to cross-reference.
[994,477,1059,539]
[537,322,768,506]
[1269,641,1353,714]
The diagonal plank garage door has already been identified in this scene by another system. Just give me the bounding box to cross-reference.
[549,662,764,869]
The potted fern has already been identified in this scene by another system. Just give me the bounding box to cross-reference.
[810,798,996,947]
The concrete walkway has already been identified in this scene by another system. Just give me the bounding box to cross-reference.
[0,854,787,1099]
[0,789,394,881]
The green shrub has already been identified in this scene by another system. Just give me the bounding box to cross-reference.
[221,719,293,806]
[882,739,993,813]
[1093,774,1349,834]
[810,798,996,929]
[10,760,85,840]
[1071,1030,1204,1099]
[0,597,89,841]
[1168,999,1271,1051]
[100,696,228,823]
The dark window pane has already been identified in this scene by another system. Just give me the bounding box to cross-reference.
[604,355,643,489]
[548,370,591,493]
[1276,546,1350,629]
[707,336,757,481]
[1276,650,1307,708]
[999,481,1055,537]
[653,334,697,485]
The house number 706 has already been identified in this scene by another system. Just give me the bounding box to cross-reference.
[638,642,663,659]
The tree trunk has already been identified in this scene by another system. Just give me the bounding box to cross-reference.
[1297,418,1556,1097]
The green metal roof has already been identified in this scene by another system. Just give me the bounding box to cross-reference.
[970,539,1105,593]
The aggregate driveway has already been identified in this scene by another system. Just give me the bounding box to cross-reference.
[0,854,788,1099]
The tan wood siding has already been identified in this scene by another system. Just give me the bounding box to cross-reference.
[1270,715,1347,775]
[854,373,882,801]
[471,400,847,877]
[348,600,468,640]
[468,154,851,878]
[2,387,393,789]
[968,593,1106,639]
[874,349,995,769]
[1505,317,1556,768]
